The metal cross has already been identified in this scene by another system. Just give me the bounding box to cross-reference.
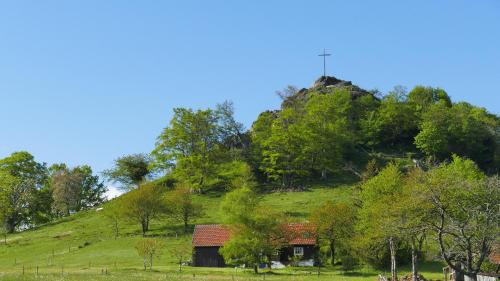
[318,49,331,77]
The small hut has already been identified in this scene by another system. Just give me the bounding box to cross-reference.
[191,223,317,267]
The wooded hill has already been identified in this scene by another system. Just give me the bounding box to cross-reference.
[151,75,499,192]
[0,76,499,280]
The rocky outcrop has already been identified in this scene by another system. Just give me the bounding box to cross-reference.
[281,76,374,108]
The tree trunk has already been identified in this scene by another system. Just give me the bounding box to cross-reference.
[149,254,153,271]
[330,240,335,266]
[266,255,272,272]
[389,236,397,281]
[254,264,258,274]
[184,220,188,234]
[321,169,327,180]
[411,244,418,281]
[5,217,16,233]
[141,219,149,236]
[143,256,147,271]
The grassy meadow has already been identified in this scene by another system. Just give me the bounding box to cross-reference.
[0,180,444,281]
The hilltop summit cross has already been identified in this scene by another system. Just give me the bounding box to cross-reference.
[318,49,331,77]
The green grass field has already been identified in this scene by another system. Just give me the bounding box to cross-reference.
[0,262,445,281]
[0,181,444,281]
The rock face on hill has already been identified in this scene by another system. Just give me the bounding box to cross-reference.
[281,76,374,108]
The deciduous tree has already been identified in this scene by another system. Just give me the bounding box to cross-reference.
[0,152,48,232]
[261,108,309,188]
[103,154,152,191]
[422,156,499,281]
[135,238,164,271]
[121,183,167,236]
[415,102,499,170]
[50,165,106,216]
[361,86,419,147]
[165,185,203,233]
[103,198,124,240]
[310,201,357,265]
[358,163,405,281]
[152,107,225,192]
[219,187,285,273]
[302,91,353,179]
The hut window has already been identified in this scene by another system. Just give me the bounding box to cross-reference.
[294,247,304,256]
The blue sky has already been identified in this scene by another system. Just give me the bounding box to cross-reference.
[1,1,499,189]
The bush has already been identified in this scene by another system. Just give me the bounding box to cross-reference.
[341,255,358,272]
[78,241,91,249]
[353,237,412,269]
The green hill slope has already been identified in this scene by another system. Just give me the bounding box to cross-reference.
[0,182,353,271]
[0,180,446,281]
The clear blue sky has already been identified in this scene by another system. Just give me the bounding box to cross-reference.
[1,1,499,176]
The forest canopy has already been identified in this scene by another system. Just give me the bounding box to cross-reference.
[149,78,499,191]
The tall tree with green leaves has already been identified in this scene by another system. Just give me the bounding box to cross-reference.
[165,185,204,233]
[103,154,152,191]
[0,152,48,232]
[261,108,309,188]
[415,102,499,170]
[310,201,357,265]
[219,187,285,273]
[407,85,451,112]
[152,108,222,191]
[120,183,167,236]
[216,160,256,190]
[421,156,499,281]
[302,91,353,179]
[358,163,405,281]
[249,111,277,181]
[0,172,16,236]
[215,101,246,153]
[399,168,432,281]
[51,169,82,216]
[361,86,419,148]
[50,165,106,216]
[152,102,248,192]
[103,197,123,240]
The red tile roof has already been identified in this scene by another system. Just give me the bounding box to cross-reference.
[284,223,316,245]
[192,224,230,247]
[192,223,316,247]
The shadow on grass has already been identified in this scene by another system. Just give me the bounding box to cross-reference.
[341,271,378,277]
[283,211,309,218]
